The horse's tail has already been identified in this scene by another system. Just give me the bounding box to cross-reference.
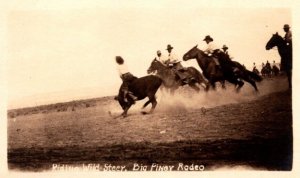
[246,70,263,82]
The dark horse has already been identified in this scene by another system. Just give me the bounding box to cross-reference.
[147,58,209,94]
[252,67,260,76]
[261,65,272,78]
[272,65,280,76]
[183,45,262,91]
[266,33,292,88]
[116,75,162,117]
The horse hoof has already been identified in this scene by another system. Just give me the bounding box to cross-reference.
[141,111,148,115]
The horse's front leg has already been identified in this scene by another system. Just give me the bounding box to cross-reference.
[209,79,216,90]
[221,80,226,89]
[121,105,131,118]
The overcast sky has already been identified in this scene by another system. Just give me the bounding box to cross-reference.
[4,1,293,108]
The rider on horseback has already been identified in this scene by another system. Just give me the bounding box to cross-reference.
[221,44,240,74]
[156,50,168,66]
[221,45,233,60]
[283,24,292,46]
[252,62,259,75]
[166,44,191,84]
[283,24,292,71]
[253,62,256,70]
[219,43,245,80]
[272,61,276,68]
[266,60,271,70]
[115,56,138,103]
[203,35,221,75]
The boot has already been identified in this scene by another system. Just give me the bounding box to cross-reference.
[128,92,138,101]
[128,92,138,104]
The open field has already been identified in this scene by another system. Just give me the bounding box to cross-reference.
[7,76,292,171]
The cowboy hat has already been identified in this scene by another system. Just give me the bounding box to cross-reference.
[283,24,290,29]
[166,44,173,50]
[203,35,213,41]
[222,45,228,50]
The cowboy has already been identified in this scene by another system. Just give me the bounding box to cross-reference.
[272,60,277,68]
[156,50,168,66]
[252,62,259,74]
[115,56,138,103]
[252,62,258,72]
[266,60,271,69]
[166,44,189,84]
[253,62,256,69]
[283,24,292,46]
[221,44,240,74]
[203,35,221,73]
[166,44,179,64]
[221,45,233,60]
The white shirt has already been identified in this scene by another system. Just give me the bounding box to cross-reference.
[204,41,218,56]
[167,51,179,63]
[116,64,129,77]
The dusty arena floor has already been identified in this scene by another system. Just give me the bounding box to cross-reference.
[7,76,292,171]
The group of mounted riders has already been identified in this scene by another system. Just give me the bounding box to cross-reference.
[114,24,292,117]
[116,35,252,103]
[252,60,280,77]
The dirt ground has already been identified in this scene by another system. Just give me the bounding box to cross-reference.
[7,76,293,171]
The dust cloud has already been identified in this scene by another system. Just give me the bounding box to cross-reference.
[155,77,288,112]
[105,76,289,116]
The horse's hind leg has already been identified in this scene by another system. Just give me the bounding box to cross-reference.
[243,77,259,92]
[142,100,152,109]
[149,97,157,113]
[236,80,244,92]
[188,82,200,92]
[227,77,244,92]
[146,92,158,114]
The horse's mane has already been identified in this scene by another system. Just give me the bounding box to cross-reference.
[193,45,206,55]
[270,33,286,45]
[274,33,284,41]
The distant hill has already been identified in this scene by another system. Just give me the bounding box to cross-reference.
[7,95,114,118]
